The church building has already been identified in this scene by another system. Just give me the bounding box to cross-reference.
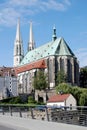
[14,19,79,96]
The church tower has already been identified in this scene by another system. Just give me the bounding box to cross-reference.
[52,25,57,41]
[13,19,24,67]
[27,21,35,51]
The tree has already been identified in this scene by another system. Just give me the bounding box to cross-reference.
[56,70,67,85]
[79,92,87,106]
[33,70,48,90]
[56,83,87,106]
[79,67,87,88]
[79,89,87,106]
[56,83,72,94]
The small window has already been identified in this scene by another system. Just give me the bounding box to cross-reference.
[70,104,72,110]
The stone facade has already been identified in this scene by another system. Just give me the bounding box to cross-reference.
[16,54,79,96]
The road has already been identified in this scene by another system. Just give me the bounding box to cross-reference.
[0,125,14,130]
[0,123,29,130]
[0,115,87,130]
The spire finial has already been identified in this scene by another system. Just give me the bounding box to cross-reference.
[28,21,35,51]
[52,24,57,41]
[29,21,33,43]
[15,18,22,43]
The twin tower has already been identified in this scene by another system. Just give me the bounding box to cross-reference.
[13,19,35,67]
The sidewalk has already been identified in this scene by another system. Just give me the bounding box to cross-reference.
[0,115,87,130]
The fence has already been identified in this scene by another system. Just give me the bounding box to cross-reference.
[51,106,87,126]
[0,105,87,127]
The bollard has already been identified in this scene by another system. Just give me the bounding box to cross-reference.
[45,107,49,121]
[30,107,34,119]
[2,106,4,115]
[19,107,22,117]
[9,106,12,116]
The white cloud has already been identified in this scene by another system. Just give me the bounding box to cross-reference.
[41,0,66,11]
[80,31,87,36]
[0,8,20,26]
[75,48,87,67]
[0,0,71,27]
[75,48,87,54]
[9,0,39,8]
[63,0,71,6]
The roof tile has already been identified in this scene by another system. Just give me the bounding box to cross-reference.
[15,59,47,74]
[47,94,70,102]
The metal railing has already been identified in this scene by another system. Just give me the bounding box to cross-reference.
[51,106,87,126]
[0,105,87,127]
[0,104,50,121]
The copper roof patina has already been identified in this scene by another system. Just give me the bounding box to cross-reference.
[19,37,75,66]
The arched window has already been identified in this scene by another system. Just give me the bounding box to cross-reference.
[19,45,21,55]
[67,59,72,82]
[60,58,64,71]
[16,45,18,55]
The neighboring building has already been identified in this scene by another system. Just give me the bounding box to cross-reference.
[0,66,17,99]
[14,19,79,97]
[47,94,77,107]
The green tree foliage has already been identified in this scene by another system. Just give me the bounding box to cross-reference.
[28,96,36,104]
[79,89,87,106]
[80,67,87,88]
[56,70,67,85]
[28,96,45,105]
[56,83,87,106]
[0,96,23,104]
[56,83,72,94]
[8,96,23,104]
[33,70,48,90]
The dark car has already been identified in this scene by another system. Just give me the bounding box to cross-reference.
[35,105,46,111]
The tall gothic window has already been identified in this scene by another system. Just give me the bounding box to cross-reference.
[67,59,71,82]
[74,60,77,83]
[60,58,64,71]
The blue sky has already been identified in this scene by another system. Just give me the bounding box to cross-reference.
[0,0,87,67]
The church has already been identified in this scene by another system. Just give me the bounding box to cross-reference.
[14,19,79,98]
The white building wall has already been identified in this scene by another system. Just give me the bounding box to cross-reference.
[17,69,35,94]
[47,102,64,107]
[65,94,77,107]
[47,94,76,108]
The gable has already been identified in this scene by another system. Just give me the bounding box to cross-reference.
[55,38,75,56]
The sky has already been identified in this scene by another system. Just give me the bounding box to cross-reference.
[0,0,87,68]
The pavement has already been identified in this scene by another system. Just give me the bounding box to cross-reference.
[0,125,15,130]
[0,115,87,130]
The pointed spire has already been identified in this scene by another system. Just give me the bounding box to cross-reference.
[30,21,33,43]
[15,18,22,43]
[13,18,24,67]
[52,24,57,41]
[28,21,35,51]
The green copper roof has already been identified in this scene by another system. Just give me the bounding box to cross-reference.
[19,37,75,66]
